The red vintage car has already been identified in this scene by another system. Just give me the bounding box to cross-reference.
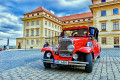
[41,26,101,73]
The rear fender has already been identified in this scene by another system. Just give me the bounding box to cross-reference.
[77,47,93,53]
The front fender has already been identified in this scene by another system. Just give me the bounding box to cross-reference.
[78,47,93,53]
[41,46,53,52]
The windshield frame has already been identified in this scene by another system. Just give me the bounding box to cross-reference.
[63,28,89,37]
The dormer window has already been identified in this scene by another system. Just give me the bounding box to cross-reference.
[101,0,106,3]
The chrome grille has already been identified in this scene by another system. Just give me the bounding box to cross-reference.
[59,38,73,50]
[59,38,73,57]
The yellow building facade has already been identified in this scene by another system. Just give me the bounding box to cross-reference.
[90,0,120,48]
[16,0,120,49]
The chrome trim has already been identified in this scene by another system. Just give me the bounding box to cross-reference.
[69,61,89,64]
[41,59,89,66]
[69,63,86,66]
[59,50,69,52]
[59,38,74,44]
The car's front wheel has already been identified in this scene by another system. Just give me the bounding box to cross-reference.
[43,52,52,68]
[85,53,93,73]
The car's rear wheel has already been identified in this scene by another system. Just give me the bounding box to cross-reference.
[98,54,100,58]
[43,52,52,68]
[85,53,93,73]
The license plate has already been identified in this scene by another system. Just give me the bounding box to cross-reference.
[55,60,68,65]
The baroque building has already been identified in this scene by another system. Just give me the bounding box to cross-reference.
[16,0,120,49]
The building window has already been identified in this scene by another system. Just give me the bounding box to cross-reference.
[52,24,54,28]
[113,8,118,14]
[73,21,75,22]
[68,21,70,23]
[101,23,106,31]
[36,20,39,25]
[36,40,39,45]
[32,14,34,16]
[49,22,51,26]
[31,30,34,36]
[31,21,34,25]
[101,0,106,3]
[78,20,80,22]
[113,22,119,30]
[102,37,106,44]
[52,31,54,37]
[101,10,106,16]
[114,37,119,44]
[83,19,85,21]
[31,40,34,45]
[55,32,57,36]
[64,22,66,23]
[26,40,29,45]
[55,25,57,29]
[88,19,91,20]
[45,29,47,36]
[37,13,39,15]
[27,30,29,36]
[27,15,29,17]
[36,29,39,35]
[45,21,47,25]
[27,22,29,26]
[49,30,51,37]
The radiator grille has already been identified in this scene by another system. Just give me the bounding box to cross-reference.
[59,38,73,57]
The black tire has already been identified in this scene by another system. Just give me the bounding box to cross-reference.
[98,54,100,58]
[43,52,51,68]
[85,53,93,73]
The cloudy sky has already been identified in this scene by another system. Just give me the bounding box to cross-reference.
[0,0,92,46]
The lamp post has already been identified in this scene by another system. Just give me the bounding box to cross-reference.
[25,38,26,50]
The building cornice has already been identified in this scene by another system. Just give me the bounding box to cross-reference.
[21,14,62,25]
[63,20,93,26]
[89,0,120,11]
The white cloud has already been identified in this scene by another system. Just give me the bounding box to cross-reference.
[58,0,91,8]
[0,5,23,46]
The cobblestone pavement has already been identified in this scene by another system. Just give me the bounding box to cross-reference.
[0,49,120,80]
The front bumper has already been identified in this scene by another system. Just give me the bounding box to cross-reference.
[41,59,89,66]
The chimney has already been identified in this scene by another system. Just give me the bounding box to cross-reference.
[66,14,70,16]
[79,12,83,14]
[50,10,54,14]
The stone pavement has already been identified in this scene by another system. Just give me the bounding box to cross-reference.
[0,49,120,80]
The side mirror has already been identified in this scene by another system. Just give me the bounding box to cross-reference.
[91,29,94,35]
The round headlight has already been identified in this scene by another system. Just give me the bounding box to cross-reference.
[73,54,78,60]
[86,41,93,47]
[67,45,74,52]
[53,45,58,52]
[47,52,51,58]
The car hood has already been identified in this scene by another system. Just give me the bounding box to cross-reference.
[69,37,89,46]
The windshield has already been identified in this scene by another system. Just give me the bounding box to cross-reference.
[63,28,88,37]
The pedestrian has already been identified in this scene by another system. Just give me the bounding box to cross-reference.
[46,42,49,47]
[3,45,6,50]
[43,43,47,48]
[0,47,2,51]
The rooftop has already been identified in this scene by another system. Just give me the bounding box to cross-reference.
[24,6,93,21]
[60,12,93,21]
[25,6,60,20]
